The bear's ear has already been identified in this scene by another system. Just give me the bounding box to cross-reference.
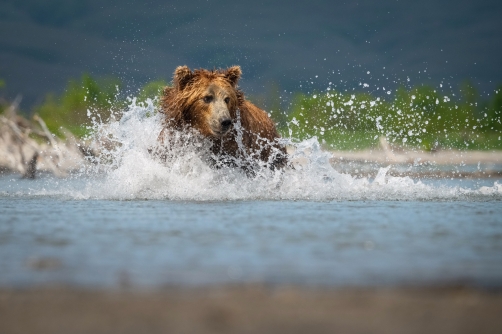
[224,66,242,87]
[173,65,193,90]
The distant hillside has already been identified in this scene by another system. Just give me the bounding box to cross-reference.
[1,0,501,110]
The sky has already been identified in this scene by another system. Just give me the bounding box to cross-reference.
[0,0,501,109]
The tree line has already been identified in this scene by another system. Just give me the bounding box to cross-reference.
[1,74,501,150]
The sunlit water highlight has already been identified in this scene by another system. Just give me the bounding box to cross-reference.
[0,98,501,288]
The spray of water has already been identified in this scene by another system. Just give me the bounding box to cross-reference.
[25,95,491,201]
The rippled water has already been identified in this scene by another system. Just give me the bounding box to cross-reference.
[0,100,501,288]
[1,179,501,288]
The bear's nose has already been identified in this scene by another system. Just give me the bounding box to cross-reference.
[221,119,232,131]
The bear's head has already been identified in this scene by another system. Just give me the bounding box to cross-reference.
[163,65,242,137]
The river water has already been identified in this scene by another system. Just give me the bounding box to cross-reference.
[0,100,501,289]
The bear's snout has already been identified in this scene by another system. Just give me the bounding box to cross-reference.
[220,119,232,132]
[209,101,232,136]
[210,116,232,136]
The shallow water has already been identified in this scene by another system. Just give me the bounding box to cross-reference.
[1,174,501,288]
[1,100,501,288]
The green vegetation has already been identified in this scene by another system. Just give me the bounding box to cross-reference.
[283,84,502,151]
[28,72,502,151]
[135,80,168,105]
[33,74,167,138]
[35,74,121,137]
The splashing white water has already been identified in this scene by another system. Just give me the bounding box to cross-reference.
[12,97,501,201]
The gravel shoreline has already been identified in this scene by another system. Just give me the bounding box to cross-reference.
[330,148,502,165]
[1,285,501,334]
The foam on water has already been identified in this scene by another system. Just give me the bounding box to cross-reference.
[4,98,502,201]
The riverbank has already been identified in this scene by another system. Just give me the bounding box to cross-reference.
[329,146,502,178]
[0,110,86,178]
[282,141,502,178]
[330,147,502,165]
[1,285,501,334]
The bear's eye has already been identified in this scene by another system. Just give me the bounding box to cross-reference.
[224,97,230,104]
[203,95,213,103]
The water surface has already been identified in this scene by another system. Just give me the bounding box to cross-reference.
[1,174,501,288]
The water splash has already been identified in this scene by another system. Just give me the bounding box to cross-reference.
[3,97,500,201]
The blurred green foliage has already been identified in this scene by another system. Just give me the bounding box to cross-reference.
[136,79,168,105]
[35,73,121,137]
[30,72,502,151]
[283,84,502,151]
[34,74,167,137]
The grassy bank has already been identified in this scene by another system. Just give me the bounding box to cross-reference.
[282,84,502,151]
[3,75,501,151]
[20,74,166,138]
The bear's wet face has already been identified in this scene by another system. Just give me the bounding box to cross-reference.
[196,82,234,137]
[173,66,241,138]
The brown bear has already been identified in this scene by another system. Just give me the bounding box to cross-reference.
[158,65,288,171]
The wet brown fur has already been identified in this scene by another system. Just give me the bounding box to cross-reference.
[159,66,287,170]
